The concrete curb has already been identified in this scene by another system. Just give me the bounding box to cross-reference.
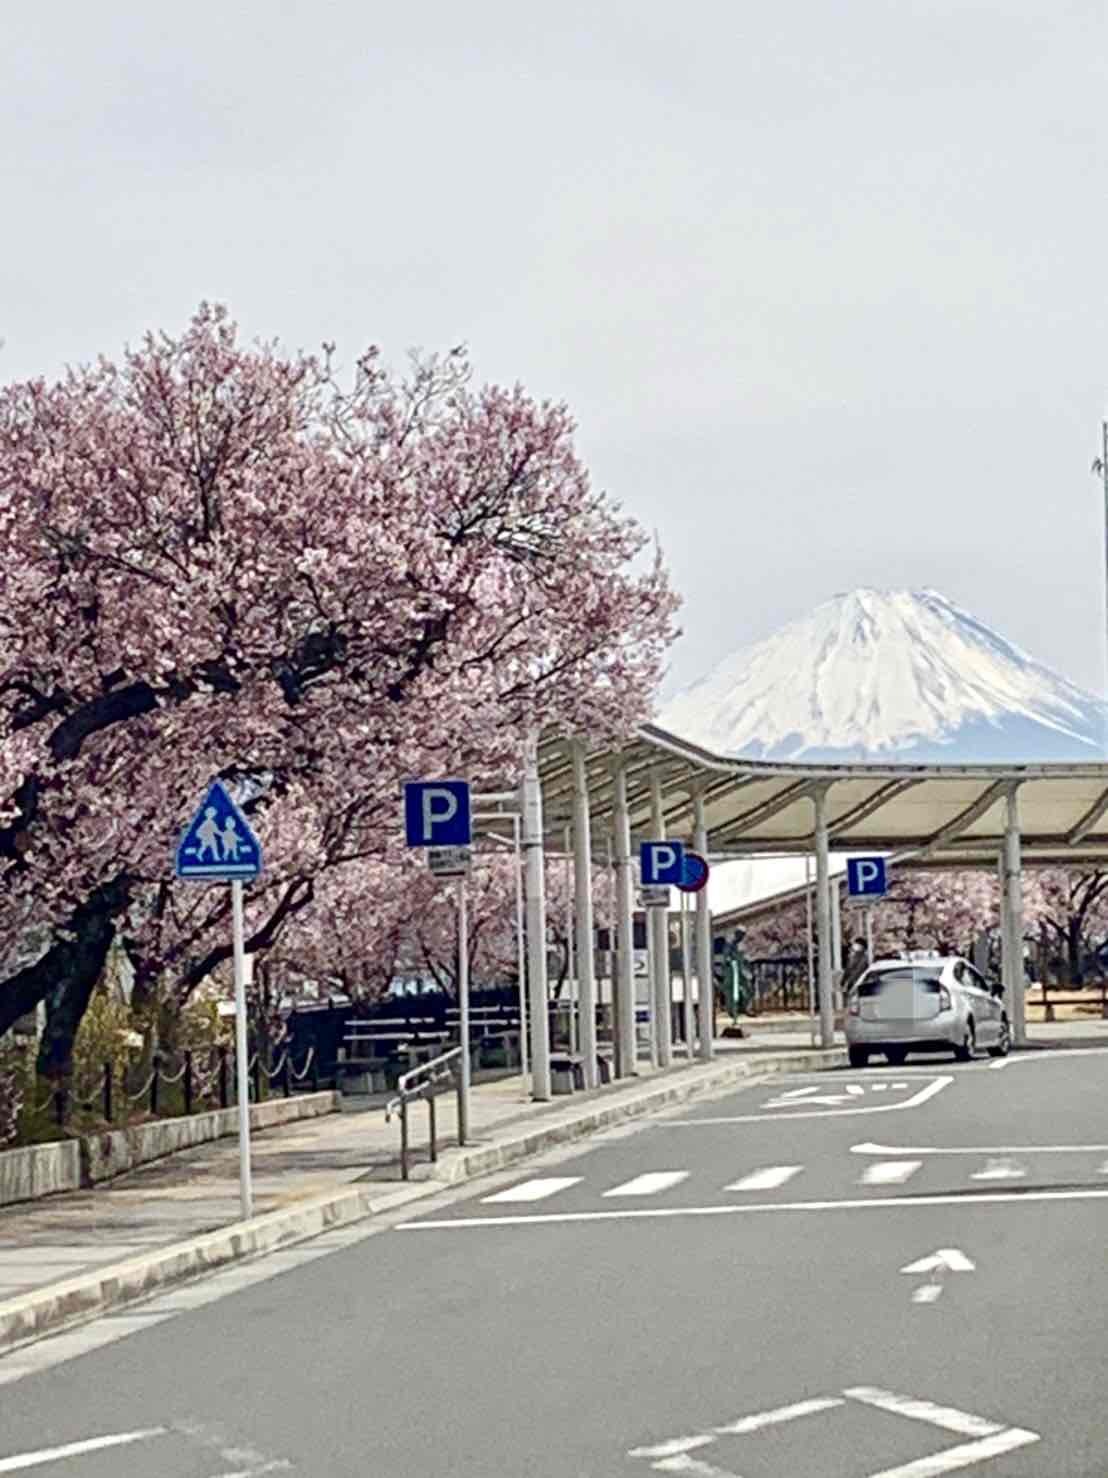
[0,1047,843,1356]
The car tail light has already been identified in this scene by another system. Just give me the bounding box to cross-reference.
[848,994,860,1016]
[939,986,952,1011]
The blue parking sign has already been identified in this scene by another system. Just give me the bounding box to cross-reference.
[847,857,888,898]
[640,840,685,886]
[403,781,472,847]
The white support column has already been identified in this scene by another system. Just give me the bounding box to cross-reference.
[1004,785,1026,1047]
[680,890,694,1057]
[813,786,835,1048]
[522,735,551,1101]
[612,759,637,1077]
[830,871,844,1012]
[650,772,673,1068]
[693,788,714,1060]
[571,741,599,1089]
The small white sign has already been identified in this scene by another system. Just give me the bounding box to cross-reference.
[428,845,472,877]
[640,885,671,908]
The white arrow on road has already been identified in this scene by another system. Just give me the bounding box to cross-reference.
[902,1247,974,1305]
[901,1248,975,1275]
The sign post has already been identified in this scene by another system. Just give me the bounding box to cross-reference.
[175,780,263,1222]
[404,780,473,1143]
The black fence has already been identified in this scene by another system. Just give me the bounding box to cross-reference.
[746,957,811,1014]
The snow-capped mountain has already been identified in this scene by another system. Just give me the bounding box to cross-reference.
[661,588,1108,763]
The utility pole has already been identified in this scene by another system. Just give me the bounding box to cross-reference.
[1093,422,1108,757]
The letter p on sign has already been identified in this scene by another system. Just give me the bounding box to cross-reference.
[847,856,888,897]
[404,781,472,847]
[640,840,685,885]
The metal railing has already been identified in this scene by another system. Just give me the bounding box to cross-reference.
[384,1045,464,1181]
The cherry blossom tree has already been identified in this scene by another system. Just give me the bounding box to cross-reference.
[0,306,678,1073]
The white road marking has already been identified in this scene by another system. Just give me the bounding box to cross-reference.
[628,1389,1036,1478]
[871,1083,890,1091]
[482,1177,581,1203]
[672,1076,951,1124]
[651,1456,734,1477]
[604,1172,689,1198]
[776,1085,823,1100]
[843,1386,1002,1436]
[629,1436,715,1458]
[862,1426,1040,1476]
[861,1161,921,1185]
[724,1165,803,1192]
[911,1284,944,1304]
[900,1249,975,1275]
[0,1429,166,1472]
[713,1395,845,1434]
[399,1184,1108,1229]
[209,1464,290,1477]
[853,1138,1108,1156]
[969,1158,1025,1181]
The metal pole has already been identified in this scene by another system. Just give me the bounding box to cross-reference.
[693,789,714,1060]
[830,871,844,1014]
[607,832,620,1075]
[522,735,552,1100]
[865,906,874,966]
[1004,786,1026,1047]
[571,741,599,1088]
[231,880,254,1221]
[650,772,673,1067]
[681,889,694,1056]
[457,875,470,1143]
[813,788,835,1049]
[805,852,816,1047]
[612,760,637,1075]
[564,826,577,1056]
[511,812,529,1090]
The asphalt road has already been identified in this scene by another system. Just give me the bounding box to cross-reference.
[3,1047,1108,1477]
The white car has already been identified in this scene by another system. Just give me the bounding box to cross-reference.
[845,953,1011,1067]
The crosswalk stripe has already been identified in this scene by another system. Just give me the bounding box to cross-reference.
[482,1177,581,1204]
[604,1172,690,1198]
[861,1161,921,1186]
[970,1158,1025,1181]
[725,1165,803,1192]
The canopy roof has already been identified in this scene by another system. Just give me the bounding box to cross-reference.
[530,722,1108,866]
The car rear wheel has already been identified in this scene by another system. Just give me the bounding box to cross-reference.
[953,1022,976,1062]
[848,1045,870,1068]
[988,1017,1011,1058]
[884,1047,908,1065]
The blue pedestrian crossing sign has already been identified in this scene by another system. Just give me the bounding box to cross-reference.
[175,781,263,881]
[847,856,888,898]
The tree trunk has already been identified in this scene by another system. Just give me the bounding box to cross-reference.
[2,877,133,1080]
[0,877,131,1060]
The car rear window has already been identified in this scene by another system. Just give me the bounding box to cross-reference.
[857,967,943,996]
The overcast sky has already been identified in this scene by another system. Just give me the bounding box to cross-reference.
[4,2,1108,700]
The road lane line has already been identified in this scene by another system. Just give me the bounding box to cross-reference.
[398,1185,1108,1229]
[482,1177,581,1203]
[861,1427,1039,1476]
[670,1076,951,1124]
[853,1139,1108,1156]
[604,1172,689,1198]
[911,1284,943,1304]
[861,1161,921,1186]
[725,1165,803,1192]
[0,1429,166,1472]
[842,1387,1002,1437]
[713,1395,844,1434]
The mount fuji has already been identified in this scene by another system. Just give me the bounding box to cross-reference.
[660,588,1108,764]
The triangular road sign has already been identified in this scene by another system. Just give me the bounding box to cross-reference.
[175,780,263,881]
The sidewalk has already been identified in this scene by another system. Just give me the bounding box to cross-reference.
[0,1038,841,1351]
